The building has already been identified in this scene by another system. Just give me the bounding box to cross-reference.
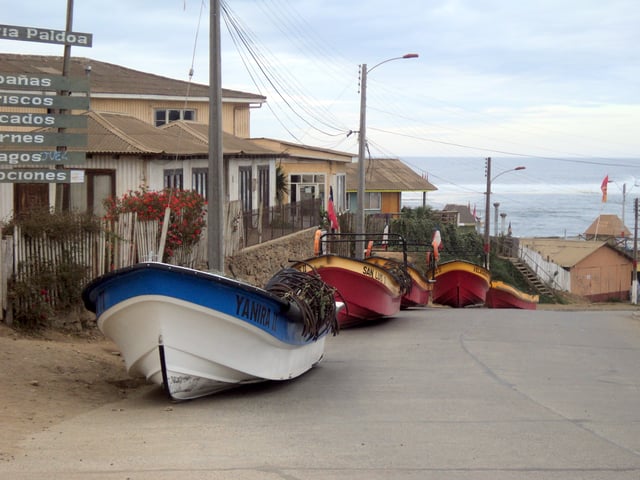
[583,214,631,241]
[519,237,633,301]
[0,54,352,221]
[344,158,437,215]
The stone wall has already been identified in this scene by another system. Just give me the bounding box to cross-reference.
[225,228,317,287]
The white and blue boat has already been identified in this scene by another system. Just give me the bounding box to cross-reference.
[82,262,338,401]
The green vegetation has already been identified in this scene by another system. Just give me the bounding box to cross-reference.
[2,209,100,330]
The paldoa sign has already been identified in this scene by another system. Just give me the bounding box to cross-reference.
[0,24,92,47]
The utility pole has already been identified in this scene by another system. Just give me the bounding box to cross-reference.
[208,0,225,273]
[633,198,638,304]
[483,157,491,269]
[356,63,368,260]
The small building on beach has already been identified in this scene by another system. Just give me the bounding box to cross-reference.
[519,237,633,302]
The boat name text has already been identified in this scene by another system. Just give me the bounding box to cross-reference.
[362,265,386,284]
[235,295,276,332]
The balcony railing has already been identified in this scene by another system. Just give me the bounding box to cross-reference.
[241,198,322,249]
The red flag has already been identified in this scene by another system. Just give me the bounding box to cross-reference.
[601,175,609,203]
[328,186,339,231]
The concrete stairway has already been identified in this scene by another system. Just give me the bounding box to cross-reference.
[508,257,555,298]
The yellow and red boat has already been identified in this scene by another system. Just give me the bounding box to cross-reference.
[365,255,433,308]
[429,259,490,308]
[291,254,403,328]
[485,280,539,309]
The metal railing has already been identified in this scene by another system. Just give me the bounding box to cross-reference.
[241,198,321,248]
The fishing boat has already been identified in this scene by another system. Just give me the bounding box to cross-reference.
[485,280,539,309]
[82,262,339,401]
[429,259,491,308]
[365,255,433,308]
[291,254,403,328]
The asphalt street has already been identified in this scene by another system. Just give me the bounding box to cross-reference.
[3,307,640,479]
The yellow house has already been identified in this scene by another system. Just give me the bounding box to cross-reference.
[344,158,437,215]
[249,138,353,213]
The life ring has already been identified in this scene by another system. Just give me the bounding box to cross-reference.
[364,240,374,257]
[314,229,322,256]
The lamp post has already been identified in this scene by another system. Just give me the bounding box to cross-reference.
[356,53,418,259]
[483,157,525,270]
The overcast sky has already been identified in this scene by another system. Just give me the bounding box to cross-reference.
[3,0,639,161]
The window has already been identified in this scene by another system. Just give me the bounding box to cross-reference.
[365,192,381,210]
[192,168,207,200]
[239,166,252,211]
[335,174,346,211]
[56,169,115,216]
[154,109,196,127]
[258,166,270,209]
[289,173,325,203]
[164,168,184,190]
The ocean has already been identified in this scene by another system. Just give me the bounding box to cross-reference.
[399,157,640,239]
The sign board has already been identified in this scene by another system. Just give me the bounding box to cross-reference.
[0,22,93,177]
[0,112,87,128]
[0,131,87,147]
[0,169,85,183]
[0,73,89,92]
[0,151,85,165]
[0,93,90,110]
[0,24,92,47]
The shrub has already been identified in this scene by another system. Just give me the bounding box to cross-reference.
[103,188,206,260]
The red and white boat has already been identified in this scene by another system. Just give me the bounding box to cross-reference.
[485,280,539,309]
[291,254,403,328]
[429,259,490,308]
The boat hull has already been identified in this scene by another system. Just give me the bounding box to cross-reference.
[401,265,433,308]
[486,281,539,309]
[430,260,490,308]
[364,256,432,309]
[292,255,402,327]
[82,263,327,401]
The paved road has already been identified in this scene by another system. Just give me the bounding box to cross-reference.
[3,308,640,479]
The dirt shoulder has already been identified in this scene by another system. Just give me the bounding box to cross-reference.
[0,323,147,462]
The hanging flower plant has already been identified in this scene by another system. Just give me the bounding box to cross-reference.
[104,187,207,259]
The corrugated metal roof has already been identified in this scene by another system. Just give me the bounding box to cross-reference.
[1,54,265,102]
[443,204,477,224]
[161,122,284,157]
[76,111,206,155]
[345,158,437,192]
[519,237,609,267]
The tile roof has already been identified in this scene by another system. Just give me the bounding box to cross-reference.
[344,158,437,192]
[1,54,265,102]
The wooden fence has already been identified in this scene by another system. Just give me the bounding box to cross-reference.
[0,199,323,322]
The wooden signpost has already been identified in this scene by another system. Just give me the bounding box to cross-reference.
[0,21,92,183]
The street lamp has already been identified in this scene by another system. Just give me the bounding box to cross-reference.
[356,53,419,259]
[483,157,525,270]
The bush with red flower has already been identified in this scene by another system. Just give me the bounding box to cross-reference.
[104,187,207,260]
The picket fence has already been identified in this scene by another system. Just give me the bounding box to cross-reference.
[0,211,206,322]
